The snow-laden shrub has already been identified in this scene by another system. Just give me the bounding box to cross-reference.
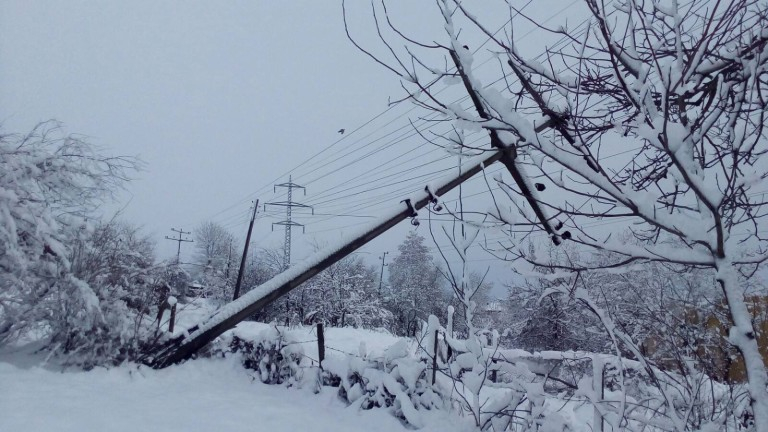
[218,325,445,428]
[0,122,147,367]
[226,328,304,385]
[216,306,748,431]
[321,338,445,428]
[217,313,747,431]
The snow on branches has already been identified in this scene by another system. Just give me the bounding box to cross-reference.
[348,0,768,429]
[0,121,148,367]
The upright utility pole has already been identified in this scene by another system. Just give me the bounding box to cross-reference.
[225,240,233,279]
[233,200,259,301]
[165,228,193,264]
[265,176,313,270]
[378,251,389,295]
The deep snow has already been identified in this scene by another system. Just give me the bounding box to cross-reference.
[0,354,466,432]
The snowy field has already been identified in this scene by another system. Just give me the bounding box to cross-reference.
[0,353,466,432]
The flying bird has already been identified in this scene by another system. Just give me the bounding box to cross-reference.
[338,128,345,134]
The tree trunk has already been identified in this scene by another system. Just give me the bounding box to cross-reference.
[717,259,768,430]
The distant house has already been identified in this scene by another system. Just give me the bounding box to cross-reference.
[483,300,504,314]
[187,282,205,298]
[479,299,505,328]
[643,295,768,383]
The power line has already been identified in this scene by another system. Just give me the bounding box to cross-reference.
[195,0,550,226]
[203,0,633,249]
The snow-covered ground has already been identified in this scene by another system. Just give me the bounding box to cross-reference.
[0,353,466,432]
[0,300,600,431]
[0,300,464,432]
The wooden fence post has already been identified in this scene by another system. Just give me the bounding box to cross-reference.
[169,304,177,333]
[167,296,178,333]
[156,302,167,331]
[445,324,453,362]
[317,323,325,370]
[432,330,439,385]
[593,357,605,432]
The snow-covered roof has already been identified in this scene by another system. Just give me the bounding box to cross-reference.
[483,301,504,312]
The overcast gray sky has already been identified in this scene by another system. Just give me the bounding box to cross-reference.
[1,1,584,293]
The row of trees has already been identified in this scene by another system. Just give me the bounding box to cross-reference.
[93,214,455,338]
[235,231,452,337]
[186,222,502,341]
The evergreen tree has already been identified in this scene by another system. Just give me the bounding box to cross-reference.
[507,242,595,352]
[386,232,445,336]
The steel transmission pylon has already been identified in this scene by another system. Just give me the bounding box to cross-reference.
[265,176,313,270]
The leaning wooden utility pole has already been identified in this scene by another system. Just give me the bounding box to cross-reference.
[146,136,544,368]
[232,200,259,301]
[145,71,567,368]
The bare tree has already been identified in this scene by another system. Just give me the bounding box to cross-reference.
[193,221,238,276]
[348,0,768,429]
[71,219,157,309]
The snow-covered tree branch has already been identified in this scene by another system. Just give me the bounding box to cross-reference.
[350,0,768,429]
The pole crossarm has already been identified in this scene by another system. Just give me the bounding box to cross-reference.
[264,201,315,213]
[271,220,306,234]
[449,49,562,244]
[273,181,305,193]
[164,228,193,264]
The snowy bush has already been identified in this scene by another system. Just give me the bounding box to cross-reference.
[225,328,304,385]
[0,122,148,367]
[217,325,445,428]
[212,307,746,431]
[321,338,445,427]
[214,319,568,430]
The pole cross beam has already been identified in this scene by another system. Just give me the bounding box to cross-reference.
[264,201,314,210]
